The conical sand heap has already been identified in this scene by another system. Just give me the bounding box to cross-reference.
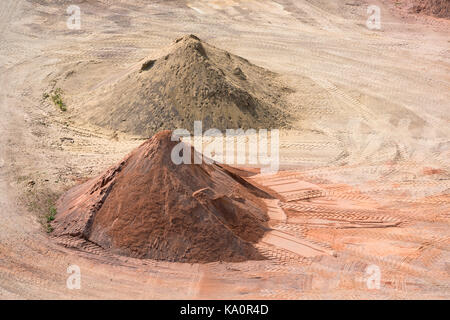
[81,34,291,137]
[52,131,270,262]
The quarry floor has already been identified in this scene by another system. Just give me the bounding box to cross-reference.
[0,0,449,299]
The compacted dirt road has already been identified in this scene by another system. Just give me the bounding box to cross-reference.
[0,0,448,299]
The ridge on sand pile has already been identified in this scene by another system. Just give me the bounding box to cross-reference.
[52,130,270,263]
[81,34,292,137]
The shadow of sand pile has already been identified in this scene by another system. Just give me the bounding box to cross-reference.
[82,34,292,137]
[52,130,270,262]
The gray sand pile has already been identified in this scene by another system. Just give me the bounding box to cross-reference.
[82,34,292,137]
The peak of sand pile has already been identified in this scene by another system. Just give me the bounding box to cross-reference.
[52,130,270,262]
[81,34,292,137]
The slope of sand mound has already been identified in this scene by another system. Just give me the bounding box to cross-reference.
[52,130,270,262]
[81,34,292,137]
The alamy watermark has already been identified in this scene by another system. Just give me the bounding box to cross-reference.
[366,5,381,30]
[66,264,81,289]
[171,121,280,174]
[66,5,81,30]
[365,264,381,290]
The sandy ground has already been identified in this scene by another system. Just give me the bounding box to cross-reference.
[0,0,449,299]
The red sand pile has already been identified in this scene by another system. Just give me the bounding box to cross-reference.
[52,131,269,262]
